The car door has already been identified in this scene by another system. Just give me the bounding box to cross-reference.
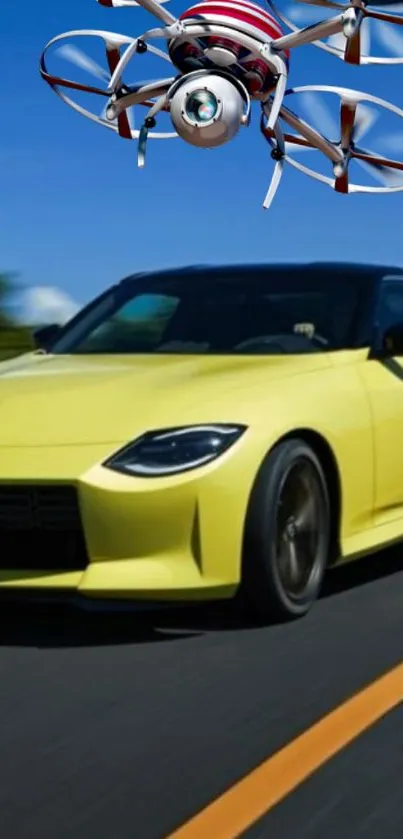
[360,275,403,526]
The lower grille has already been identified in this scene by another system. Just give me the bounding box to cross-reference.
[0,485,89,571]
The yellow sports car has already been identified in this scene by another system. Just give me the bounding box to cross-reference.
[1,261,403,621]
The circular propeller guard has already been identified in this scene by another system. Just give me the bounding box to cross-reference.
[263,85,403,194]
[267,0,403,64]
[40,29,178,141]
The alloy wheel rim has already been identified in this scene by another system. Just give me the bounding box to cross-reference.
[275,459,324,601]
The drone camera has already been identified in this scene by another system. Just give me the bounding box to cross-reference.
[169,74,245,148]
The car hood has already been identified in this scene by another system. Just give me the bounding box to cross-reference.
[0,352,331,446]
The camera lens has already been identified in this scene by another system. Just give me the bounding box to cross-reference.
[185,90,218,123]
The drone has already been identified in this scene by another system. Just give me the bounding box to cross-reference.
[40,0,403,208]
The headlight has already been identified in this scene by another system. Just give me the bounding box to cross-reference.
[104,424,246,477]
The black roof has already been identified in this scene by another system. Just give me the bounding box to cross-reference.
[119,261,403,286]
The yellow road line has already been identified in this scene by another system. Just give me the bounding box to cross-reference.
[167,662,403,839]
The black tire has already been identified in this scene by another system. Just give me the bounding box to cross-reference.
[241,438,331,623]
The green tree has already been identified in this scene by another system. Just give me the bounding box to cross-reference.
[0,272,15,327]
[0,272,34,361]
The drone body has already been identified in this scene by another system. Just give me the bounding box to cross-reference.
[39,0,403,208]
[165,0,290,147]
[171,0,290,94]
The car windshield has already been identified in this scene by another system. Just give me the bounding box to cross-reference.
[50,267,371,356]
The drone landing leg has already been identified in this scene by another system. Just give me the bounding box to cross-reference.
[260,121,285,209]
[137,94,169,167]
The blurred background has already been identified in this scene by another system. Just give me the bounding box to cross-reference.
[0,271,79,361]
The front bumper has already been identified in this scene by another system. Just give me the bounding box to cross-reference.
[0,437,264,601]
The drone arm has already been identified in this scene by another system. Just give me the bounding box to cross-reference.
[107,39,140,91]
[263,128,315,150]
[278,103,344,165]
[106,37,173,93]
[272,13,345,52]
[106,77,175,122]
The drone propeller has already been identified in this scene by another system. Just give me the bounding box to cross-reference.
[41,28,179,148]
[291,92,401,189]
[267,86,403,197]
[334,98,377,190]
[337,8,366,62]
[269,0,403,63]
[381,131,403,153]
[282,97,377,160]
[322,5,370,64]
[375,17,403,51]
[352,100,379,141]
[322,14,367,62]
[55,44,111,82]
[352,147,403,185]
[54,42,135,137]
[47,26,178,143]
[52,33,173,86]
[54,43,158,104]
[286,89,378,141]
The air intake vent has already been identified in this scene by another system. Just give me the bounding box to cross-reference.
[0,485,89,571]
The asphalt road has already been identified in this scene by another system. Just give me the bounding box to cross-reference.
[0,546,403,839]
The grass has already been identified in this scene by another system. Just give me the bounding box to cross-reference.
[0,327,35,361]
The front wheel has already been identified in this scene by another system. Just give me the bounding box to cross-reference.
[241,438,331,623]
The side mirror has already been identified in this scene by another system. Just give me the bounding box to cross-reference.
[33,323,61,351]
[381,322,403,357]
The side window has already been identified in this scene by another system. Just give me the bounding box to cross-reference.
[377,282,403,334]
[111,294,179,344]
[73,294,179,353]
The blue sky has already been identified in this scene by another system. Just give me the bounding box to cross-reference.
[2,0,403,307]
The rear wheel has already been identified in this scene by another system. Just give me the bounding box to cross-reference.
[242,438,331,623]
